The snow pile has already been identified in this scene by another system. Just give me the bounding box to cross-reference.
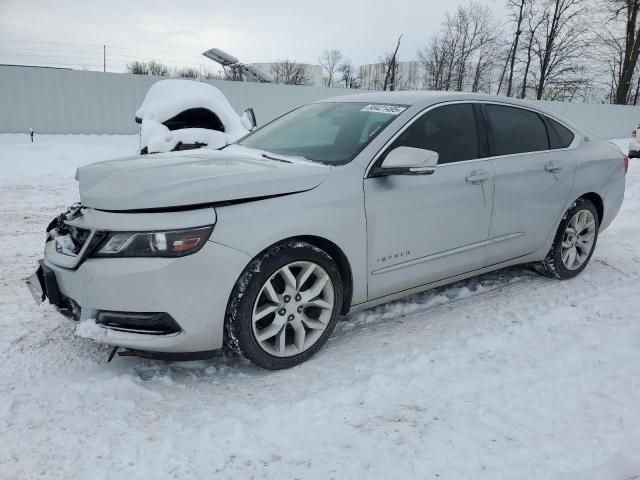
[0,135,639,480]
[136,79,249,153]
[0,133,138,178]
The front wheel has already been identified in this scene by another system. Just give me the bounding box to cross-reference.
[224,241,343,370]
[537,198,599,279]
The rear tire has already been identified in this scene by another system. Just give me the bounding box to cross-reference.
[224,240,343,370]
[536,198,599,279]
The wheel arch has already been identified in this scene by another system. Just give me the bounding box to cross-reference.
[294,235,353,315]
[576,192,604,224]
[241,235,353,315]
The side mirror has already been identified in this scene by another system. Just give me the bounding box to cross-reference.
[242,108,257,131]
[374,146,439,176]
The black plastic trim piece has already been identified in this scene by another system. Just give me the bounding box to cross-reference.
[93,190,307,214]
[96,311,182,335]
[369,166,435,178]
[472,103,490,158]
[116,349,218,361]
[38,260,61,306]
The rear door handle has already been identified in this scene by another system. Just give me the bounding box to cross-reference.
[545,160,563,173]
[466,170,489,184]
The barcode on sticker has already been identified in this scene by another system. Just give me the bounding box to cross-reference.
[361,104,406,115]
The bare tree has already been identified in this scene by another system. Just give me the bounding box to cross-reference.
[519,0,546,97]
[175,67,199,79]
[270,60,312,86]
[383,34,403,91]
[337,60,360,88]
[319,49,343,87]
[147,60,170,77]
[126,60,169,77]
[418,35,448,90]
[531,0,586,99]
[599,0,640,104]
[468,5,503,92]
[127,61,149,75]
[505,0,528,96]
[418,2,503,92]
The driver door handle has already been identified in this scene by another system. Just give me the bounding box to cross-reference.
[466,170,489,184]
[545,160,563,173]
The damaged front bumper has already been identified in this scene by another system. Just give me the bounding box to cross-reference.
[27,259,62,305]
[28,205,250,356]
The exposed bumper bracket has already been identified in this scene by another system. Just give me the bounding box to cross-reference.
[26,260,62,306]
[108,348,220,362]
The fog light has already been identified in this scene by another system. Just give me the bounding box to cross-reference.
[96,311,181,335]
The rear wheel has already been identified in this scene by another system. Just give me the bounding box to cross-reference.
[537,198,599,279]
[224,241,343,370]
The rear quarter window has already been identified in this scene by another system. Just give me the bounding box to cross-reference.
[546,117,575,148]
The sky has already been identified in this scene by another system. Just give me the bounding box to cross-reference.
[0,0,507,73]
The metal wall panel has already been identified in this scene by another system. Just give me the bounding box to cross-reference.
[2,65,640,138]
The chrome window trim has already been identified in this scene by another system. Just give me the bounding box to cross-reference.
[364,99,579,178]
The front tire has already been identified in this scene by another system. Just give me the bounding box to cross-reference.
[537,198,599,279]
[224,240,343,370]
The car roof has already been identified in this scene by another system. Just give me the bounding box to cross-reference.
[317,90,482,106]
[316,90,586,134]
[318,90,540,107]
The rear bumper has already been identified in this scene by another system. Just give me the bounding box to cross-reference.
[601,175,625,232]
[43,240,250,353]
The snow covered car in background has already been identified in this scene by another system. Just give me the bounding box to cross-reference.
[629,124,640,158]
[28,92,627,370]
[135,79,252,154]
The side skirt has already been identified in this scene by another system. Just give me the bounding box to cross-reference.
[349,250,546,314]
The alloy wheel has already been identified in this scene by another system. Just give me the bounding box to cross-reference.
[251,261,335,357]
[561,209,596,270]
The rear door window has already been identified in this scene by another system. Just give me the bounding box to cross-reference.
[484,104,549,156]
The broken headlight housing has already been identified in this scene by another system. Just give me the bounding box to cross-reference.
[92,226,213,258]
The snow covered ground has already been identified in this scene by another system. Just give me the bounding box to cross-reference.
[1,134,639,480]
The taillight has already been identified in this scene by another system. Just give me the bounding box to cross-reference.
[632,129,637,138]
[624,154,629,174]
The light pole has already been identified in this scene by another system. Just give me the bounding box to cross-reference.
[201,48,273,83]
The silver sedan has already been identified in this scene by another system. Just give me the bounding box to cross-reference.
[30,91,627,369]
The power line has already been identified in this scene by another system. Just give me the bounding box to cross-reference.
[0,40,208,61]
[0,52,104,60]
[0,41,227,74]
[0,46,103,54]
[0,39,105,48]
[0,49,206,64]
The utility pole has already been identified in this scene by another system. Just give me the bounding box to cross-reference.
[103,45,106,72]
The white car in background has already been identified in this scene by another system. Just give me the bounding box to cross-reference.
[629,124,640,158]
[135,79,253,154]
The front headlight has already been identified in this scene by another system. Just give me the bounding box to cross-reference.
[92,226,213,258]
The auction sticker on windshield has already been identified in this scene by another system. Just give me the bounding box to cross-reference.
[360,104,407,115]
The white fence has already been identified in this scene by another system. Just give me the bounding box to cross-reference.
[0,66,355,135]
[1,65,640,139]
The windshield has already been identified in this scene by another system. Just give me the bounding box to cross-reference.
[238,102,407,164]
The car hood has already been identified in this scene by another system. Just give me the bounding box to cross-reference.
[76,145,332,211]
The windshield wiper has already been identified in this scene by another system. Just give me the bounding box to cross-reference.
[261,153,294,164]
